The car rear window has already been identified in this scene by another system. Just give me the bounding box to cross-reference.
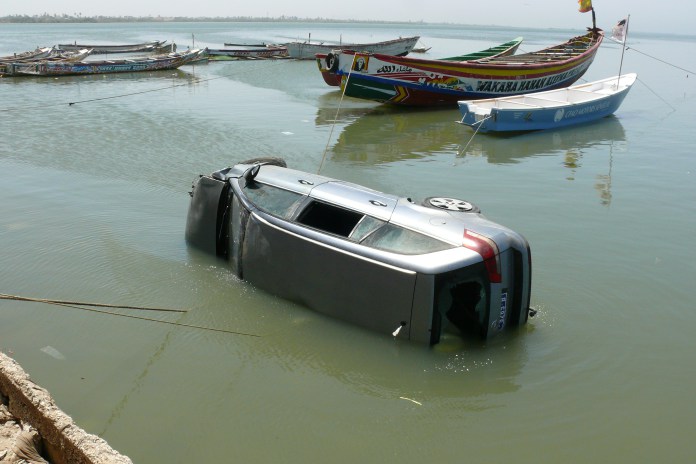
[360,223,453,255]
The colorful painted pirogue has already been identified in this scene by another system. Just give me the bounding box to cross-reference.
[316,37,524,87]
[335,29,604,107]
[2,48,205,76]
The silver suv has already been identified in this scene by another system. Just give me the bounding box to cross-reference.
[186,159,532,345]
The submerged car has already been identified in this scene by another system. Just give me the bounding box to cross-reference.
[186,158,532,345]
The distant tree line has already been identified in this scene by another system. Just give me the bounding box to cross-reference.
[0,14,424,24]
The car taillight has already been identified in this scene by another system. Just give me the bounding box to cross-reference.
[463,230,502,283]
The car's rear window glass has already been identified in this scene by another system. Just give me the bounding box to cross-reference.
[244,182,303,219]
[360,223,453,255]
[350,216,385,242]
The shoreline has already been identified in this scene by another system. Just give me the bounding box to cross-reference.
[0,352,131,464]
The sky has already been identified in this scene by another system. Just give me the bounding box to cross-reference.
[2,0,693,35]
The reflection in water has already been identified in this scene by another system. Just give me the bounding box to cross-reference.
[459,116,626,164]
[460,117,625,207]
[315,92,377,126]
[330,106,462,164]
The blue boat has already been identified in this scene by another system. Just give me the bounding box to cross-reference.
[457,73,636,133]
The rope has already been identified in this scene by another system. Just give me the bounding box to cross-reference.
[456,114,492,157]
[317,53,357,175]
[0,293,187,312]
[1,293,261,338]
[624,45,695,75]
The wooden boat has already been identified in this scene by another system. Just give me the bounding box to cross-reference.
[284,35,420,60]
[57,40,169,54]
[3,48,205,76]
[207,46,288,60]
[316,37,523,87]
[336,29,604,107]
[458,73,636,132]
[0,47,54,62]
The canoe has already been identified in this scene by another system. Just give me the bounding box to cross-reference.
[284,35,420,60]
[57,40,169,54]
[207,46,288,60]
[316,37,523,87]
[0,47,54,62]
[336,29,604,107]
[457,73,636,132]
[2,48,205,76]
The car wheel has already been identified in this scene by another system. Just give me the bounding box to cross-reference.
[239,157,287,168]
[422,197,480,213]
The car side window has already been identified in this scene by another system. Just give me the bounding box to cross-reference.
[360,223,453,255]
[243,182,303,219]
[296,201,363,237]
[349,216,385,242]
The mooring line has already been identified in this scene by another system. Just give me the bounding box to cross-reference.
[453,114,492,165]
[0,293,261,338]
[0,293,187,313]
[317,53,358,175]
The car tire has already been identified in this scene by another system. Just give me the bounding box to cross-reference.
[422,197,480,213]
[239,157,287,168]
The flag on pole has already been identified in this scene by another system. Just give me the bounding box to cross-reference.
[578,0,593,12]
[612,19,627,43]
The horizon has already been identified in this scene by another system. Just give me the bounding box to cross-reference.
[1,1,693,35]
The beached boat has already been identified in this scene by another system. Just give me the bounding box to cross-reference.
[3,48,205,76]
[316,37,523,87]
[336,29,604,106]
[458,73,636,132]
[57,40,170,54]
[284,35,419,60]
[0,47,90,63]
[207,46,288,60]
[0,47,54,62]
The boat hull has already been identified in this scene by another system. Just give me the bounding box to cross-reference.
[316,37,523,88]
[4,49,205,76]
[337,31,603,107]
[285,35,419,59]
[458,73,636,132]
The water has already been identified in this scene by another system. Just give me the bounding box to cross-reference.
[1,22,695,463]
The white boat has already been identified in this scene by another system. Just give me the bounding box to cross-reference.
[284,35,419,59]
[457,73,637,132]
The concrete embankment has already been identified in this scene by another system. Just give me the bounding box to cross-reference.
[0,352,132,464]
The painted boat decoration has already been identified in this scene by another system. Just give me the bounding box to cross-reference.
[316,37,523,87]
[0,48,93,76]
[207,46,288,60]
[57,40,171,54]
[2,48,205,76]
[336,29,604,107]
[457,73,636,132]
[284,35,420,60]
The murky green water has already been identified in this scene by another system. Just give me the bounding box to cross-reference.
[1,22,695,463]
